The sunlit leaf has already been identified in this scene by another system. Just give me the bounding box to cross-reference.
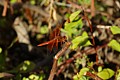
[110,26,120,35]
[0,47,2,53]
[10,0,17,4]
[98,66,102,72]
[97,68,114,79]
[69,10,81,22]
[29,74,39,80]
[30,0,36,5]
[108,39,120,52]
[40,25,49,34]
[79,67,89,76]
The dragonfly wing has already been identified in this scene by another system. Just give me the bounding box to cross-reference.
[37,39,56,46]
[47,39,56,52]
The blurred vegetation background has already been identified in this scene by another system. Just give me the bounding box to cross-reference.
[0,0,120,80]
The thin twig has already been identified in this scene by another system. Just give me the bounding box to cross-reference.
[2,0,8,16]
[0,1,49,18]
[48,42,71,80]
[91,0,95,17]
[83,12,99,64]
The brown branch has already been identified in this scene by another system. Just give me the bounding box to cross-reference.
[83,12,99,64]
[91,0,95,17]
[48,42,71,80]
[57,43,108,75]
[85,71,102,80]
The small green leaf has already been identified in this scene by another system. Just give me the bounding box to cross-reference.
[0,47,2,53]
[9,60,35,73]
[98,66,102,72]
[40,25,49,34]
[110,26,120,35]
[69,10,81,22]
[29,74,39,80]
[97,68,114,79]
[30,0,36,5]
[108,39,120,52]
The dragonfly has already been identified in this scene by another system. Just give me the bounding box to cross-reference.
[38,23,66,52]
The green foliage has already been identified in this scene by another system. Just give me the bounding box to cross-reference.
[40,25,49,34]
[110,26,120,35]
[73,67,89,80]
[97,68,114,79]
[116,69,120,80]
[30,0,36,5]
[0,47,2,54]
[98,66,102,72]
[10,0,17,4]
[69,10,81,22]
[73,75,89,80]
[9,60,35,73]
[22,73,45,80]
[73,66,114,80]
[61,10,83,38]
[78,0,91,5]
[108,39,120,52]
[71,31,91,49]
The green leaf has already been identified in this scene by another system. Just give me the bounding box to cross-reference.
[98,66,102,72]
[79,68,89,76]
[71,32,91,49]
[108,39,120,52]
[30,0,36,5]
[71,36,88,49]
[9,60,35,73]
[40,25,49,34]
[10,0,17,4]
[0,47,2,53]
[97,68,114,79]
[65,18,83,30]
[69,11,81,22]
[110,26,120,35]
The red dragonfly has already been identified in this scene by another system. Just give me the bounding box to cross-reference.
[38,23,66,52]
